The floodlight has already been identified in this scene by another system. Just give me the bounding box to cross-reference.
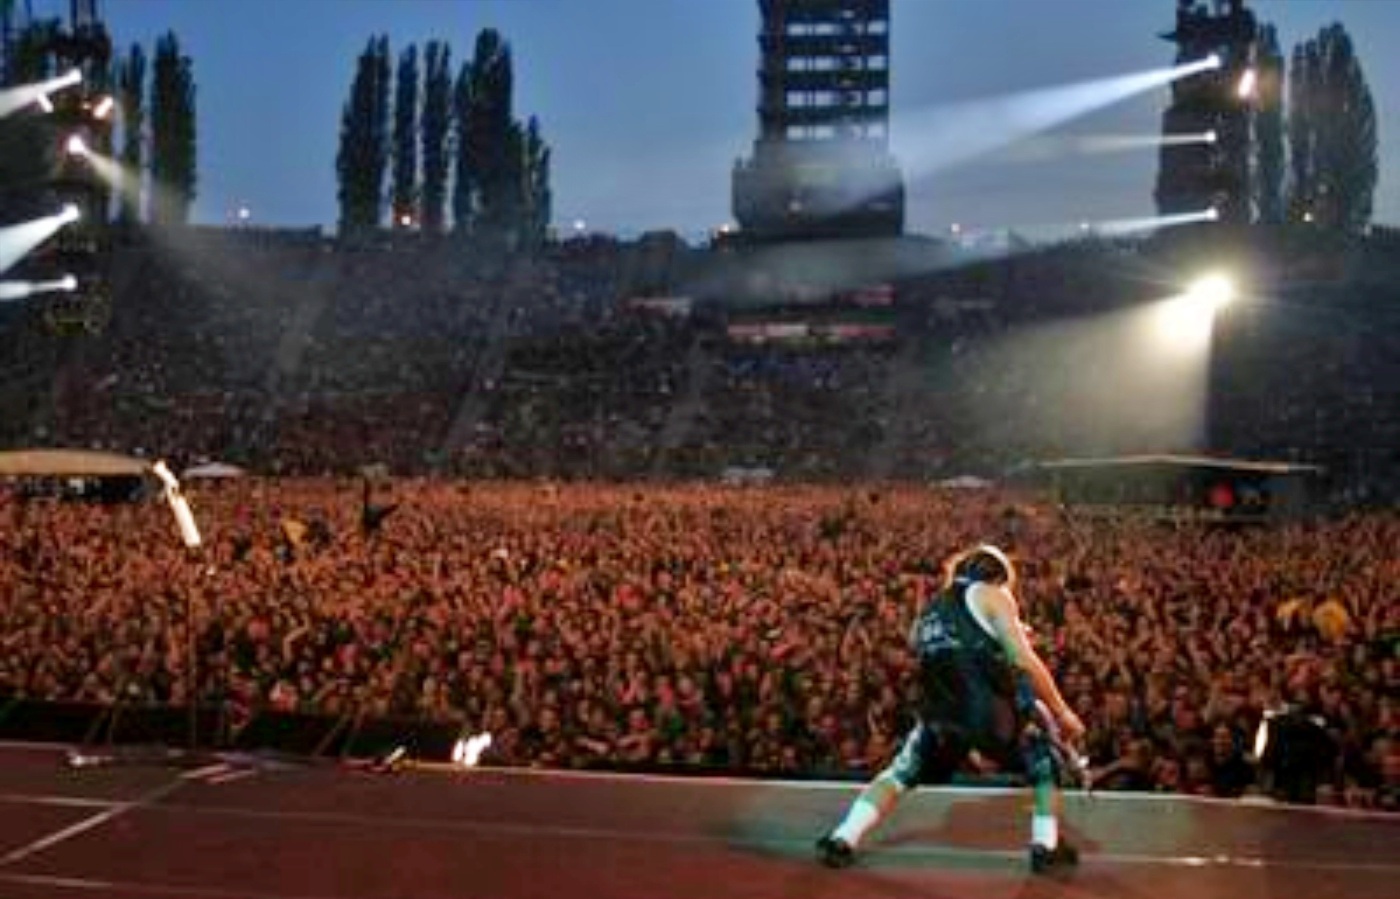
[1237,68,1258,100]
[1186,273,1235,313]
[59,203,81,224]
[92,95,114,120]
[65,134,89,157]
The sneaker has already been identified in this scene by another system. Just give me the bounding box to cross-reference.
[1029,839,1079,874]
[816,834,856,869]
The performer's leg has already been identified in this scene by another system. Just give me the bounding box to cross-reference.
[819,724,942,866]
[1020,711,1078,872]
[829,769,906,849]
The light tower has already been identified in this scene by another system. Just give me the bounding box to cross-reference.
[1155,0,1258,225]
[732,0,904,242]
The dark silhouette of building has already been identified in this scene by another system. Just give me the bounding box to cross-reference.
[1155,0,1258,225]
[732,0,904,242]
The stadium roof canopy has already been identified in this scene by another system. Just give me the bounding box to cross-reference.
[0,449,150,477]
[1031,454,1323,475]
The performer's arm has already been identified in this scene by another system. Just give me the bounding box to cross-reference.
[975,584,1084,740]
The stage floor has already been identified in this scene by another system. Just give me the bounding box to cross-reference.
[0,743,1394,899]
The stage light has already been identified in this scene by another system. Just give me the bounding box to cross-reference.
[91,95,114,120]
[0,276,81,302]
[59,203,81,224]
[1206,207,1221,222]
[1237,68,1258,101]
[0,69,84,119]
[65,134,89,157]
[451,731,493,768]
[1206,54,1223,70]
[1185,273,1235,313]
[1205,130,1218,144]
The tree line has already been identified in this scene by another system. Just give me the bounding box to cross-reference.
[336,28,552,248]
[1251,21,1376,230]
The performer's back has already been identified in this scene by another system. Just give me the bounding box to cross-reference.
[911,583,1021,746]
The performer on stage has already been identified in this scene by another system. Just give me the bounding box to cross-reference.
[816,544,1085,874]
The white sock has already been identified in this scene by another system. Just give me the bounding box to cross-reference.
[1032,814,1058,849]
[833,795,886,848]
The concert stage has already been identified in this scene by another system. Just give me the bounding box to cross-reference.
[0,743,1393,899]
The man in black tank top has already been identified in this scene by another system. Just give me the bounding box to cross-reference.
[817,545,1086,874]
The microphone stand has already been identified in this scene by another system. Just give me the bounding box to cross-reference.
[152,461,206,755]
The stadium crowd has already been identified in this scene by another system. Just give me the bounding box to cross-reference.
[1,481,1395,810]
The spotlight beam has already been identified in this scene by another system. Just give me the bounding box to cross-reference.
[890,57,1223,186]
[0,276,79,302]
[0,208,84,276]
[995,131,1219,163]
[1087,208,1220,237]
[0,69,84,119]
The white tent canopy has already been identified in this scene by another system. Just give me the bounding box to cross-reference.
[0,449,149,477]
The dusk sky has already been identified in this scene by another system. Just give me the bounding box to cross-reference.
[69,0,1400,238]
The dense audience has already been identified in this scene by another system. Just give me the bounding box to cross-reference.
[1,481,1395,810]
[1,226,1398,812]
[2,227,1398,496]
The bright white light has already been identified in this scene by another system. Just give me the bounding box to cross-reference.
[0,282,33,301]
[237,206,251,222]
[1206,207,1221,222]
[451,731,493,768]
[1186,274,1235,313]
[1154,273,1235,351]
[398,213,412,227]
[65,134,89,157]
[1253,716,1270,760]
[60,203,81,224]
[1204,130,1218,144]
[1156,295,1216,350]
[1237,68,1258,101]
[0,276,79,302]
[1089,208,1221,237]
[0,70,84,119]
[92,95,114,120]
[0,209,86,276]
[572,218,587,232]
[888,57,1224,195]
[1206,54,1223,71]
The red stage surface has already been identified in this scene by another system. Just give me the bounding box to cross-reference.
[0,743,1394,899]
